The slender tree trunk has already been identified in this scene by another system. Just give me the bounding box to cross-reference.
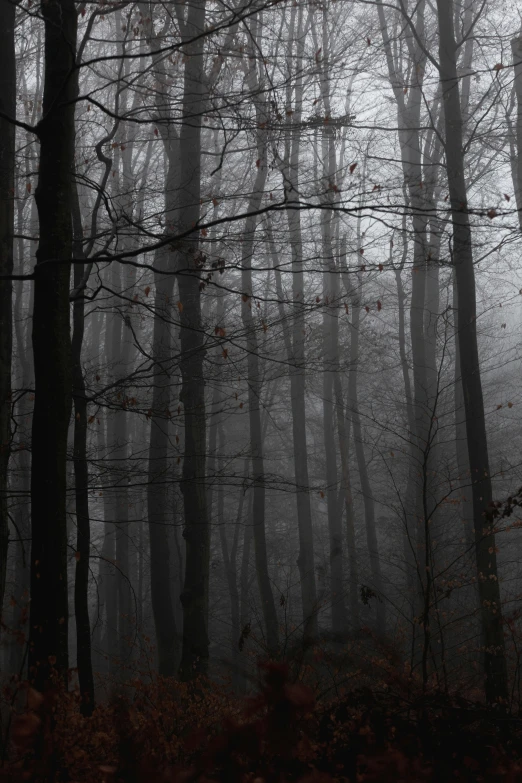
[92,392,118,677]
[9,216,32,674]
[29,0,77,689]
[377,0,431,623]
[178,0,211,679]
[217,427,241,686]
[322,268,347,637]
[0,0,15,628]
[436,0,508,703]
[394,264,418,607]
[238,488,253,690]
[11,197,36,675]
[335,238,359,627]
[452,274,474,553]
[71,186,94,714]
[281,4,318,644]
[334,372,359,628]
[348,285,386,636]
[147,158,180,677]
[511,35,522,231]
[238,21,279,654]
[240,174,279,653]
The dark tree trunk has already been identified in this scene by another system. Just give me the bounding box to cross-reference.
[147,290,180,674]
[71,186,94,714]
[217,427,241,686]
[240,133,279,655]
[178,0,211,679]
[436,0,508,704]
[29,0,77,690]
[0,0,15,625]
[10,205,35,674]
[147,143,180,676]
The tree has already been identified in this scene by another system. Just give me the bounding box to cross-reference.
[71,183,94,713]
[177,0,212,679]
[0,0,15,622]
[435,0,508,704]
[511,33,522,230]
[29,0,78,690]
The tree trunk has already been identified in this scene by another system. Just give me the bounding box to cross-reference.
[436,0,508,703]
[377,0,430,619]
[217,428,241,686]
[147,157,180,677]
[177,0,211,679]
[333,372,359,628]
[238,19,279,654]
[282,3,318,644]
[0,0,15,624]
[71,185,94,714]
[511,35,522,231]
[348,284,386,636]
[29,0,77,689]
[238,488,254,691]
[393,262,418,609]
[240,169,279,654]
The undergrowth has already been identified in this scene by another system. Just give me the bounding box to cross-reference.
[3,658,522,782]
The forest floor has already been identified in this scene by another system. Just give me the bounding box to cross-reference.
[3,658,522,782]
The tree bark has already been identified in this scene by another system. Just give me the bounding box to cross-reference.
[177,0,211,679]
[29,0,77,689]
[511,35,522,231]
[71,185,94,714]
[377,0,430,613]
[436,0,508,703]
[0,0,15,623]
[147,161,180,677]
[333,371,359,628]
[240,142,279,654]
[348,281,386,636]
[236,17,279,655]
[281,2,318,644]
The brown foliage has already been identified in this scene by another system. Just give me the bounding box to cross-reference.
[4,661,522,782]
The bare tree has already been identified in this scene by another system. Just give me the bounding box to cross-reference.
[29,0,78,690]
[0,0,15,621]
